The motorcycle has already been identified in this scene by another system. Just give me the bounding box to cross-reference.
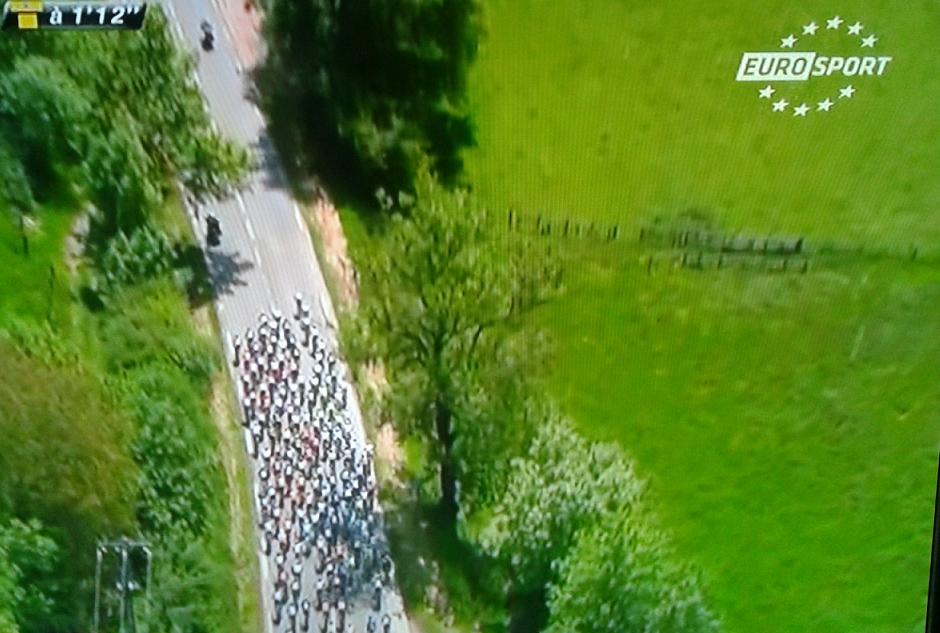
[200,20,215,51]
[206,215,222,247]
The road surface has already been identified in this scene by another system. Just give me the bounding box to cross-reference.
[160,2,411,631]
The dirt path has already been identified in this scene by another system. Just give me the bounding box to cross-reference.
[311,198,360,308]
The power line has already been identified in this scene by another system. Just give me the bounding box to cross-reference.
[94,538,152,633]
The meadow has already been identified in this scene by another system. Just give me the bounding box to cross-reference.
[461,0,940,631]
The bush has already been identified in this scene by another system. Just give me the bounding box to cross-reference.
[545,513,720,633]
[122,369,218,539]
[93,225,177,300]
[0,343,137,631]
[97,280,219,386]
[0,517,62,633]
[477,417,645,593]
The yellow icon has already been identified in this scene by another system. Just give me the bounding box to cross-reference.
[17,12,38,28]
[7,0,42,13]
[8,1,44,12]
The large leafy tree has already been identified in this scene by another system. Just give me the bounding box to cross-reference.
[262,0,481,196]
[353,170,560,525]
[545,513,720,633]
[0,56,90,208]
[478,418,646,593]
[61,9,248,204]
[0,8,248,238]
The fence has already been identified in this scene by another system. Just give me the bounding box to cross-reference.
[504,210,928,267]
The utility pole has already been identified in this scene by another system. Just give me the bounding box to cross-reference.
[927,451,940,633]
[94,538,152,633]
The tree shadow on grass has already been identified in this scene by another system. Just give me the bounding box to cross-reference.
[385,492,506,631]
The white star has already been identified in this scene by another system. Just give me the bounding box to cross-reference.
[817,98,834,112]
[758,85,775,99]
[803,22,819,35]
[780,34,797,48]
[861,34,877,48]
[772,99,789,112]
[839,85,856,99]
[847,22,864,35]
[826,15,844,29]
[793,103,810,117]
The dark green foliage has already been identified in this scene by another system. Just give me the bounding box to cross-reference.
[0,341,137,632]
[0,518,62,633]
[0,8,247,240]
[93,226,178,299]
[92,280,235,633]
[97,283,221,537]
[261,0,480,198]
[97,280,219,385]
[0,554,15,633]
[62,9,249,208]
[0,145,35,215]
[122,368,217,538]
[0,56,90,207]
[80,114,162,237]
[353,170,558,525]
[0,10,247,633]
[142,535,235,633]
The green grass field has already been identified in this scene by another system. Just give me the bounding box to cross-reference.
[463,1,940,631]
[0,203,74,325]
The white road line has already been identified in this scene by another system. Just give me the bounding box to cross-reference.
[253,245,263,266]
[160,2,190,54]
[208,0,242,73]
[294,205,305,231]
[244,217,256,241]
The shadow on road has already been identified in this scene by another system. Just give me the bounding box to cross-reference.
[250,133,289,191]
[206,248,255,297]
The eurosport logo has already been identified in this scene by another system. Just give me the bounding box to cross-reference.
[735,16,892,116]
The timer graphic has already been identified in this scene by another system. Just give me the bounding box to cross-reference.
[2,1,148,31]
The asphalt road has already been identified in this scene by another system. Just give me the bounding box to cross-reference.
[159,2,410,631]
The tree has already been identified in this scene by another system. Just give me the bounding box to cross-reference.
[0,8,248,240]
[261,0,481,196]
[477,418,646,594]
[0,546,16,633]
[0,144,35,216]
[354,170,559,526]
[123,371,218,539]
[0,518,62,633]
[544,512,720,633]
[0,56,90,199]
[80,113,162,236]
[59,10,247,237]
